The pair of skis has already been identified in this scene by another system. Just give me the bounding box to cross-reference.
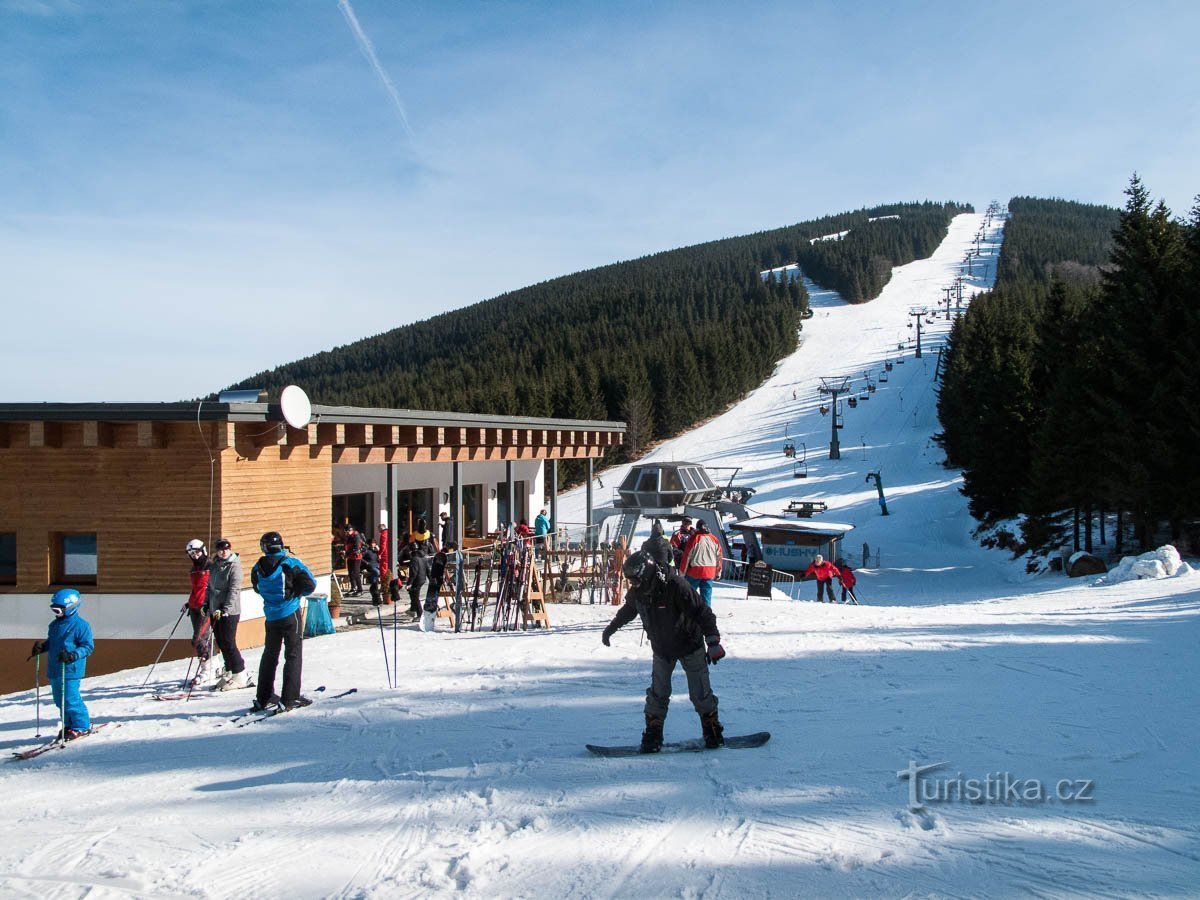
[233,686,358,728]
[12,723,117,761]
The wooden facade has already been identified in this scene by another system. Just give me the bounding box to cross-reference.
[0,402,623,694]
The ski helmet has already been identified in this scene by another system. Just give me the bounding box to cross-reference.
[260,531,285,554]
[185,538,206,556]
[50,588,81,616]
[622,550,660,588]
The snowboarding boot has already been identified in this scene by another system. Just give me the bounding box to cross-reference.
[701,710,725,749]
[639,714,664,754]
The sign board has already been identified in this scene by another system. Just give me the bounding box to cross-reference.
[746,561,773,598]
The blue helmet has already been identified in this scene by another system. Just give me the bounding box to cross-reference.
[51,588,81,616]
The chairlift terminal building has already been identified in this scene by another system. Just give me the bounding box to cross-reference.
[0,400,623,694]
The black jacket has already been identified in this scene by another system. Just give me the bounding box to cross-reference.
[605,571,719,659]
[641,533,673,568]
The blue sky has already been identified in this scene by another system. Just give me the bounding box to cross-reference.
[2,0,1196,402]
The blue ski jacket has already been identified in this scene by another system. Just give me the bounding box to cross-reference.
[251,552,317,622]
[45,608,94,680]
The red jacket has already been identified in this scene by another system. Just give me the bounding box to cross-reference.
[188,565,210,610]
[803,560,840,583]
[344,530,364,561]
[838,565,856,589]
[379,527,389,574]
[681,531,722,580]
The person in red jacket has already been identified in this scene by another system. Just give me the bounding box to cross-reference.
[802,553,839,603]
[184,538,212,683]
[669,517,694,568]
[680,521,723,607]
[835,559,858,604]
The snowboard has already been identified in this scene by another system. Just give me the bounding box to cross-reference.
[586,731,770,757]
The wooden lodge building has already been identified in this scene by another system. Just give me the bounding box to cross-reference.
[0,399,624,694]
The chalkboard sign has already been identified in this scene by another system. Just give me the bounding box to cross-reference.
[746,561,773,598]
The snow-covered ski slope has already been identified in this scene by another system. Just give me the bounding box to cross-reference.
[2,214,1198,898]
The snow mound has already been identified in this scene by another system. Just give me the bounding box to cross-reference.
[1096,544,1194,584]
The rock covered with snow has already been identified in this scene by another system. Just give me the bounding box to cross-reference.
[1096,545,1195,584]
[1067,551,1107,577]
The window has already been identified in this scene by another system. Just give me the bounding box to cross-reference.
[461,485,483,538]
[56,533,97,585]
[497,480,529,527]
[393,488,434,538]
[0,533,14,585]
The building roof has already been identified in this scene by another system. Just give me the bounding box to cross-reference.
[728,515,855,536]
[0,401,625,432]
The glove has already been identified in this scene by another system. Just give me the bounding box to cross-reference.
[59,650,78,664]
[372,594,383,606]
[181,603,188,613]
[211,609,223,621]
[705,638,725,665]
[30,640,46,658]
[601,627,614,647]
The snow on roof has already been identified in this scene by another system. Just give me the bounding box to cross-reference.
[868,214,900,222]
[728,515,855,535]
[809,230,849,244]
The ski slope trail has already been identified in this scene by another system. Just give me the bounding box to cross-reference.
[1,213,1198,897]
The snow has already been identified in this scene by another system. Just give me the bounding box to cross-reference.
[3,213,1199,897]
[1097,544,1195,584]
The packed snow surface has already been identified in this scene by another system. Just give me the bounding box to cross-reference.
[3,214,1198,897]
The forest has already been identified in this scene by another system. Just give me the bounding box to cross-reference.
[937,182,1200,555]
[231,201,969,477]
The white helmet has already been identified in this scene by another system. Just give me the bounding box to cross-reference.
[185,538,206,556]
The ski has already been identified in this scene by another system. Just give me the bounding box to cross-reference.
[12,723,115,761]
[229,685,326,723]
[236,687,357,728]
[586,731,771,757]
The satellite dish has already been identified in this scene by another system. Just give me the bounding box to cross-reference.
[280,385,312,429]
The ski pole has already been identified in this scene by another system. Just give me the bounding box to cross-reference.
[391,597,398,689]
[34,652,42,738]
[57,660,66,743]
[142,605,190,687]
[376,604,392,689]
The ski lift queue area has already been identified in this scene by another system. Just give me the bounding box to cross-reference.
[0,401,624,694]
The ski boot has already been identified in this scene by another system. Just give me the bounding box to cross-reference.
[192,659,211,686]
[283,695,313,712]
[701,710,724,749]
[251,694,282,713]
[220,670,250,692]
[639,714,664,754]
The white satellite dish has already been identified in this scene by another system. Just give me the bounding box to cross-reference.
[279,385,312,429]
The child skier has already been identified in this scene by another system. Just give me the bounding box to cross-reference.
[184,538,212,683]
[30,588,95,740]
[835,559,859,604]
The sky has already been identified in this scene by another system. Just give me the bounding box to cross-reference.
[2,0,1197,402]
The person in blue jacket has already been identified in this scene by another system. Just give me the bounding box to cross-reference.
[250,531,317,712]
[30,588,94,740]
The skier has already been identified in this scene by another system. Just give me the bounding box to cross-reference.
[250,531,317,712]
[184,538,212,684]
[835,558,858,604]
[362,539,382,604]
[343,523,365,597]
[30,588,94,740]
[601,550,726,752]
[680,520,722,607]
[802,554,840,603]
[400,537,430,621]
[205,537,248,691]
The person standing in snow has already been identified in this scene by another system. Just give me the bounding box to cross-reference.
[343,523,365,597]
[250,531,317,712]
[641,519,673,568]
[680,520,722,607]
[802,554,840,603]
[601,550,726,753]
[205,538,248,690]
[184,539,213,684]
[399,536,431,619]
[30,589,94,740]
[533,508,551,560]
[438,511,453,550]
[362,539,382,604]
[669,517,694,568]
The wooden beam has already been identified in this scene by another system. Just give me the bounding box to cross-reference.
[396,425,422,446]
[344,423,371,446]
[29,422,63,448]
[82,421,115,448]
[250,422,285,448]
[372,424,399,445]
[214,422,234,451]
[317,422,344,446]
[135,421,167,449]
[0,423,8,448]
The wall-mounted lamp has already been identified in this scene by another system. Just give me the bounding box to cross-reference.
[490,488,497,500]
[442,492,449,504]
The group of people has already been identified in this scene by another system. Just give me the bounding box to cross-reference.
[801,554,858,603]
[639,515,723,607]
[184,537,248,690]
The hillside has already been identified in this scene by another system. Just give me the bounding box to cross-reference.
[229,201,970,462]
[4,212,1197,897]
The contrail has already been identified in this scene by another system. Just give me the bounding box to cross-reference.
[337,0,414,139]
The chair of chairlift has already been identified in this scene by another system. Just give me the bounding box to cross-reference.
[819,405,829,416]
[847,397,858,408]
[885,361,894,371]
[867,383,877,392]
[783,441,795,457]
[793,461,808,479]
[879,371,889,382]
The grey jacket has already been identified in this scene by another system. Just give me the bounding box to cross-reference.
[206,552,243,617]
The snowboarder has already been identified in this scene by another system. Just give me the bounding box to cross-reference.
[601,550,726,753]
[680,520,722,607]
[835,558,858,604]
[205,537,248,691]
[250,531,317,711]
[184,538,212,684]
[802,554,840,602]
[30,588,94,740]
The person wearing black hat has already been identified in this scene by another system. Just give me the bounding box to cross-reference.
[343,523,365,596]
[205,538,247,690]
[601,550,726,753]
[250,531,317,711]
